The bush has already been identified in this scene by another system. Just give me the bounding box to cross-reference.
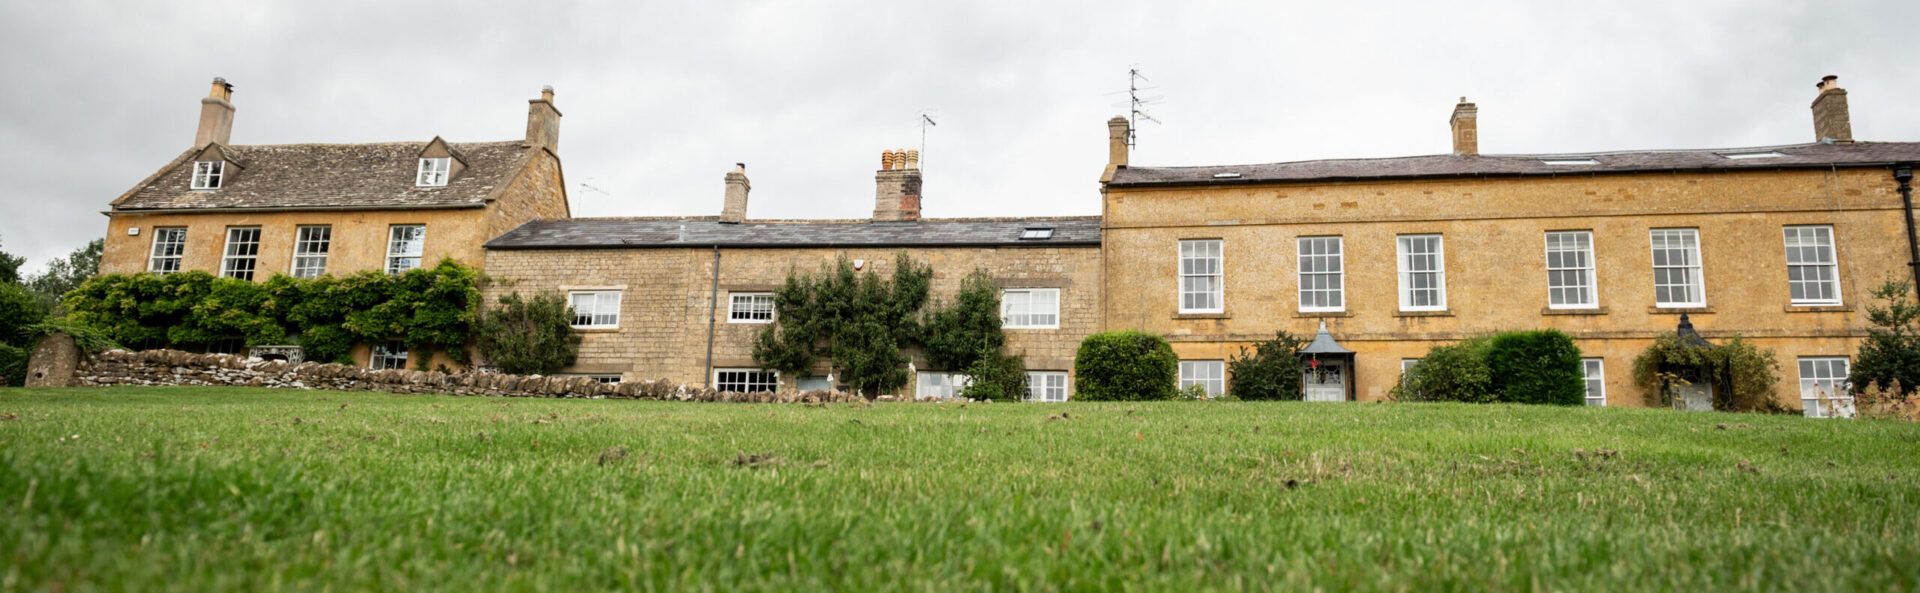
[958,349,1029,402]
[1391,337,1494,403]
[0,343,24,387]
[1483,330,1585,405]
[1854,279,1920,397]
[1631,332,1782,412]
[1227,331,1306,400]
[1074,330,1177,401]
[0,282,47,348]
[474,292,582,375]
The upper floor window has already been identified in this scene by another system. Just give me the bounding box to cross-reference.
[1650,229,1704,307]
[147,227,187,274]
[1297,236,1344,312]
[220,226,260,281]
[191,161,224,189]
[386,224,425,274]
[1783,225,1841,305]
[417,158,450,187]
[569,290,622,329]
[728,292,775,323]
[290,225,331,278]
[1001,288,1060,329]
[1396,234,1446,311]
[1178,239,1223,313]
[1798,357,1853,418]
[1545,231,1598,308]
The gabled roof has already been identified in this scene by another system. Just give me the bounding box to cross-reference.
[1107,141,1920,187]
[111,140,536,211]
[485,216,1102,250]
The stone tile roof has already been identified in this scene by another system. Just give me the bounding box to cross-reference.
[485,216,1102,249]
[1108,141,1920,187]
[111,140,533,211]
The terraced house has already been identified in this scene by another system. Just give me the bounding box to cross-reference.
[1099,76,1920,414]
[484,153,1101,397]
[98,79,571,367]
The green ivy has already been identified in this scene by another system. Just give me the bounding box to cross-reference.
[752,253,932,396]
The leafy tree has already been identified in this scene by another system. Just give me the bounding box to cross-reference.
[1227,331,1306,400]
[1483,330,1585,405]
[1854,279,1920,397]
[0,282,46,348]
[0,231,24,285]
[26,238,102,310]
[1391,337,1494,403]
[753,253,932,396]
[923,268,1006,372]
[1073,330,1178,401]
[475,291,582,375]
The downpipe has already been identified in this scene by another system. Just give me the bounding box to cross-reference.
[1897,164,1919,304]
[704,246,721,388]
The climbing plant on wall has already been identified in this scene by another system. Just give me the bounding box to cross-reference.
[751,253,932,396]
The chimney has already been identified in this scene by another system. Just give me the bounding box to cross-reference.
[1450,97,1478,156]
[526,85,562,151]
[1811,75,1853,144]
[720,163,750,224]
[1107,116,1130,168]
[873,148,922,222]
[195,77,235,147]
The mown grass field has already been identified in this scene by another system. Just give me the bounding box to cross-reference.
[2,387,1917,592]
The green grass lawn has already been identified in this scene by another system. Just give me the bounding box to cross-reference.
[2,387,1917,592]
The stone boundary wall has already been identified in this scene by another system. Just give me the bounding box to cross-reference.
[72,349,870,403]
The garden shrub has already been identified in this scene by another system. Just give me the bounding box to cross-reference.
[1631,332,1782,412]
[958,349,1029,402]
[474,291,582,375]
[1483,330,1585,405]
[1391,337,1494,403]
[1853,279,1920,397]
[1226,331,1306,401]
[1073,330,1177,401]
[0,343,23,387]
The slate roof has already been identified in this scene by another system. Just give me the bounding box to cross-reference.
[486,217,1102,249]
[1108,141,1920,187]
[111,140,534,211]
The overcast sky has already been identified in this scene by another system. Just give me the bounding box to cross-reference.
[3,1,1916,271]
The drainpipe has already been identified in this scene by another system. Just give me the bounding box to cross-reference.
[1896,164,1919,304]
[703,246,721,388]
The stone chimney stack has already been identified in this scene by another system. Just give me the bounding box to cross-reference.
[526,85,562,151]
[873,149,922,222]
[720,163,750,224]
[1811,75,1853,144]
[1450,97,1478,156]
[195,77,236,147]
[1107,116,1130,168]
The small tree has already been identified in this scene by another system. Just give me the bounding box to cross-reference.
[1484,330,1585,405]
[1227,331,1306,400]
[1854,279,1920,397]
[753,253,932,396]
[923,268,1006,372]
[1074,330,1177,401]
[1391,337,1494,403]
[474,292,581,375]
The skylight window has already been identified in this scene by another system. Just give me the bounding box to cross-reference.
[416,157,450,187]
[1020,227,1055,240]
[1212,172,1242,178]
[1541,158,1601,166]
[1720,151,1787,160]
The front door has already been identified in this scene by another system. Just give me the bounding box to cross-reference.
[1304,359,1346,402]
[1672,368,1714,411]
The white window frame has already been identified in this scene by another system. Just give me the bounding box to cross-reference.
[714,368,779,393]
[565,374,622,385]
[1001,288,1061,329]
[1545,230,1599,309]
[1650,228,1706,308]
[1027,371,1069,402]
[1783,225,1842,306]
[191,161,224,190]
[219,226,261,281]
[385,224,425,274]
[916,372,971,400]
[1395,234,1446,311]
[1582,358,1607,406]
[416,157,451,187]
[289,225,331,278]
[1798,357,1854,418]
[147,227,188,274]
[1178,360,1225,398]
[568,290,622,329]
[370,342,409,370]
[1178,239,1224,314]
[727,292,775,323]
[1297,236,1345,312]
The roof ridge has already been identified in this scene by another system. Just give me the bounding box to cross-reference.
[1127,141,1920,171]
[223,139,524,149]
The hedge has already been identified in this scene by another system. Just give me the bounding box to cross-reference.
[1074,330,1177,401]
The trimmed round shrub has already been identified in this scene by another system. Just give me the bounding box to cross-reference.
[1392,338,1494,403]
[1227,331,1306,400]
[1074,330,1177,401]
[1484,330,1585,405]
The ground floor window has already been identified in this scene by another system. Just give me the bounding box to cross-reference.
[1582,358,1607,406]
[1027,371,1068,402]
[1178,360,1224,397]
[566,374,621,385]
[715,369,778,393]
[917,372,970,400]
[370,342,408,370]
[1798,357,1853,418]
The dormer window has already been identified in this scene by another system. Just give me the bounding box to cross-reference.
[417,157,450,187]
[191,161,224,189]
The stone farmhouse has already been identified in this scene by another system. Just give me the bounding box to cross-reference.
[1100,76,1920,413]
[98,79,571,368]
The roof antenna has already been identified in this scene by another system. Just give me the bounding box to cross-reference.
[918,110,939,171]
[1107,66,1163,150]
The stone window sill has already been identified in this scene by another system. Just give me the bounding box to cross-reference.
[1541,306,1608,316]
[1295,310,1353,318]
[1784,304,1851,313]
[1648,306,1714,315]
[1394,309,1454,318]
[1172,311,1231,320]
[574,327,621,334]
